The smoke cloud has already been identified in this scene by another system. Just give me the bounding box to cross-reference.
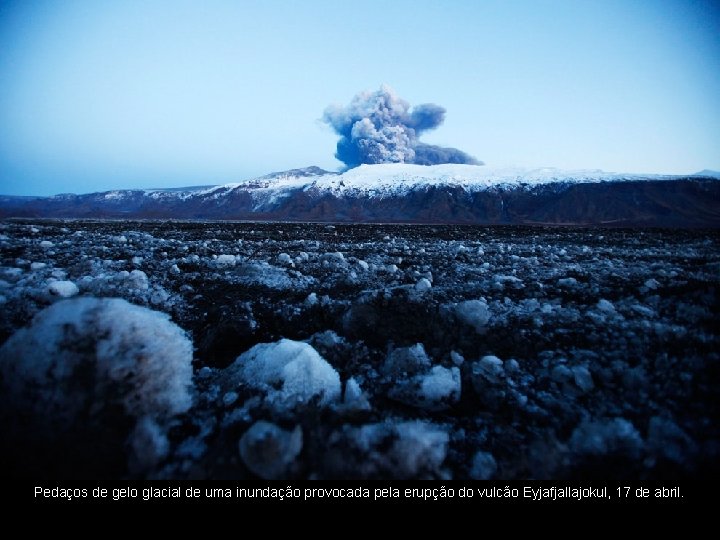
[323,85,481,169]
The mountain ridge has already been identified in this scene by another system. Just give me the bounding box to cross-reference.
[1,164,719,227]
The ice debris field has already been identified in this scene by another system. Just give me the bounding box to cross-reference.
[0,220,718,479]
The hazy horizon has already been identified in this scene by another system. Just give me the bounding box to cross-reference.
[1,0,719,196]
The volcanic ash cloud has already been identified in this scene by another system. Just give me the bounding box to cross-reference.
[323,85,481,169]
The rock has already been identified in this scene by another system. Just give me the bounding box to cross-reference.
[327,420,448,479]
[597,299,616,313]
[323,251,345,262]
[310,330,345,349]
[454,299,490,332]
[415,277,432,293]
[222,391,239,407]
[277,253,294,267]
[622,365,648,391]
[342,377,371,412]
[128,417,170,475]
[48,280,79,298]
[551,364,573,384]
[505,358,520,374]
[239,421,303,480]
[569,417,643,457]
[389,365,461,411]
[471,356,507,408]
[450,351,465,366]
[631,304,655,318]
[470,451,497,480]
[215,254,236,268]
[571,365,594,392]
[647,416,695,465]
[476,355,504,382]
[127,269,149,290]
[644,278,660,290]
[383,343,431,376]
[50,269,67,280]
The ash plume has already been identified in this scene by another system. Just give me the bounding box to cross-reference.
[323,85,481,169]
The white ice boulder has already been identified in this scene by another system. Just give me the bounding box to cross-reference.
[215,254,237,268]
[229,339,341,409]
[0,297,194,471]
[48,280,79,298]
[454,299,490,332]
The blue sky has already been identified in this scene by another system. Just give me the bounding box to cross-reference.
[0,0,718,195]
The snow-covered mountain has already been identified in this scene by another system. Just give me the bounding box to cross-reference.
[173,164,684,197]
[2,164,719,226]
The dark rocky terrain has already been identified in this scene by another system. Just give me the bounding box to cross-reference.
[0,219,718,480]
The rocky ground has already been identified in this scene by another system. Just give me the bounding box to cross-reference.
[0,219,718,480]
